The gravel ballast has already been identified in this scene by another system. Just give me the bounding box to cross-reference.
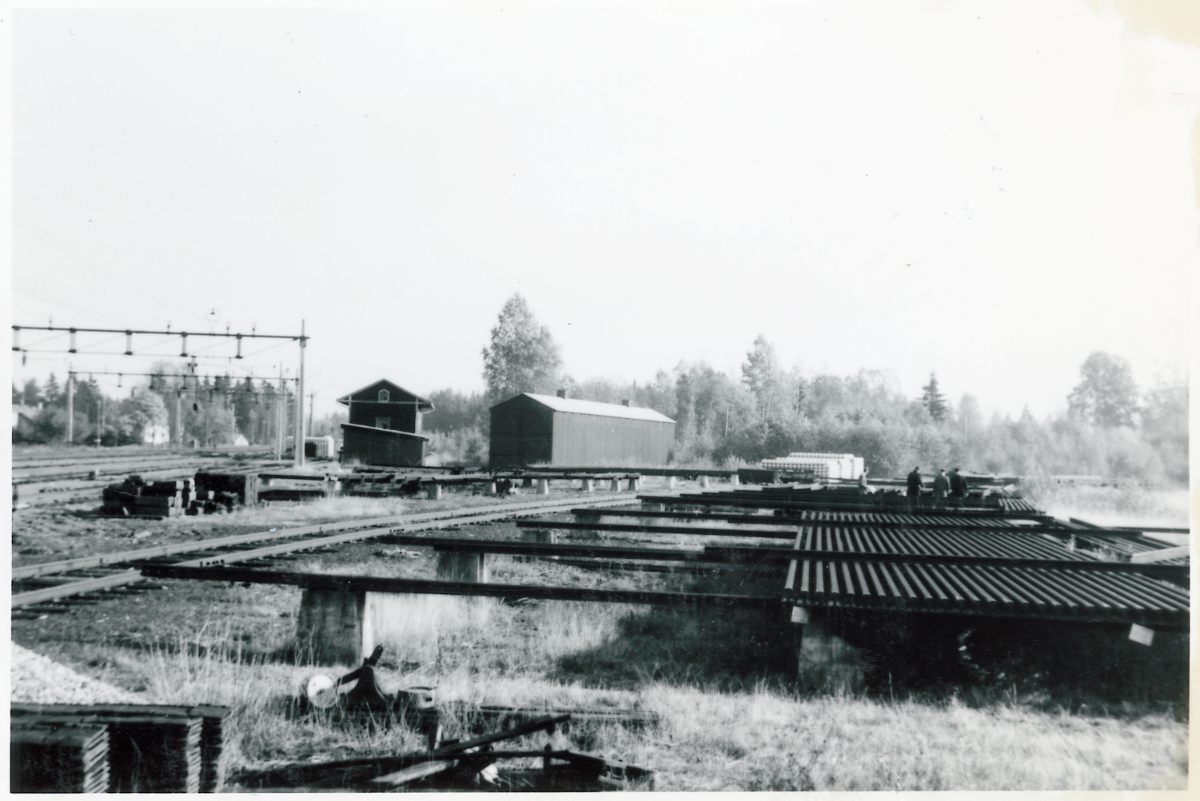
[11,643,140,704]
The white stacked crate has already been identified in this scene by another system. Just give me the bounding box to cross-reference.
[760,452,862,479]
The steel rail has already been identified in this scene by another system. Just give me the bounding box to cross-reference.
[13,458,252,485]
[518,465,737,478]
[11,449,272,469]
[726,545,1187,579]
[14,495,636,579]
[785,559,1189,628]
[138,564,780,608]
[11,496,638,607]
[642,491,1047,516]
[572,507,1072,531]
[11,570,145,607]
[382,535,720,562]
[370,535,1187,579]
[515,519,797,539]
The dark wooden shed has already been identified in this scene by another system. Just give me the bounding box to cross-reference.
[338,379,433,467]
[489,392,676,467]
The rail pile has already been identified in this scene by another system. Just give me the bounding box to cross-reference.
[232,713,652,791]
[636,485,1189,631]
[10,703,231,793]
[641,482,1046,515]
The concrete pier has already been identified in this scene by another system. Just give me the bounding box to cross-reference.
[436,552,489,583]
[789,606,865,692]
[296,589,372,666]
[426,483,443,500]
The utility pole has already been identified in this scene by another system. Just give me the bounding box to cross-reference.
[175,390,183,449]
[66,372,75,444]
[294,319,306,468]
[308,392,314,438]
[275,364,285,461]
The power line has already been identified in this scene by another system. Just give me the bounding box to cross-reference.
[68,369,299,385]
[14,319,311,469]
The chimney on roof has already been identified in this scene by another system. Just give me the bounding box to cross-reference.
[621,399,630,407]
[556,388,567,399]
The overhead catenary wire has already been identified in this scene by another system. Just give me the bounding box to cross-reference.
[14,320,310,467]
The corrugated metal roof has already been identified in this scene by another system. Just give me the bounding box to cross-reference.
[521,393,675,423]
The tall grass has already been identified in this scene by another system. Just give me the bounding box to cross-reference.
[75,591,1188,792]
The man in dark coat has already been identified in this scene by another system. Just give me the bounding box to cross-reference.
[932,468,951,511]
[906,467,922,513]
[949,467,968,510]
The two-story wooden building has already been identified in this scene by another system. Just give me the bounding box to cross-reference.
[338,379,434,467]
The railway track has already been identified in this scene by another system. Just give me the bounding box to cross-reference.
[11,447,272,469]
[14,457,280,485]
[13,459,280,509]
[11,495,637,613]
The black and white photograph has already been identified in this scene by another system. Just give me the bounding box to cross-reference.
[5,1,1196,792]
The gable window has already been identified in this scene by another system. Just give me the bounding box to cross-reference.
[378,389,390,402]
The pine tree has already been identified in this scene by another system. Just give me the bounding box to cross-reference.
[921,371,948,422]
[43,373,62,407]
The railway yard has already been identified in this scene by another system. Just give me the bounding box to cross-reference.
[8,446,1192,791]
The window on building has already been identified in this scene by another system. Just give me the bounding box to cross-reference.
[375,416,391,430]
[378,389,390,402]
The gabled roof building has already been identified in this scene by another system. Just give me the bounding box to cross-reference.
[489,391,676,467]
[338,379,433,467]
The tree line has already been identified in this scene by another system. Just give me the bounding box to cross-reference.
[11,365,298,448]
[13,295,1188,486]
[423,294,1188,483]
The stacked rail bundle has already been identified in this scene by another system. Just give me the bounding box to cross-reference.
[760,452,864,480]
[561,504,1188,628]
[10,722,110,793]
[101,476,190,517]
[777,518,1189,628]
[194,471,259,508]
[257,472,336,502]
[647,485,1045,516]
[11,703,231,793]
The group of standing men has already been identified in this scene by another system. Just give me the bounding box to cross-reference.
[906,466,969,512]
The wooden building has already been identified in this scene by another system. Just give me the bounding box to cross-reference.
[337,379,433,467]
[489,391,676,467]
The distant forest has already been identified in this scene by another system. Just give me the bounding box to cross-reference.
[13,299,1188,485]
[417,348,1188,485]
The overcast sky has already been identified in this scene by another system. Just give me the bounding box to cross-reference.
[7,1,1198,418]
